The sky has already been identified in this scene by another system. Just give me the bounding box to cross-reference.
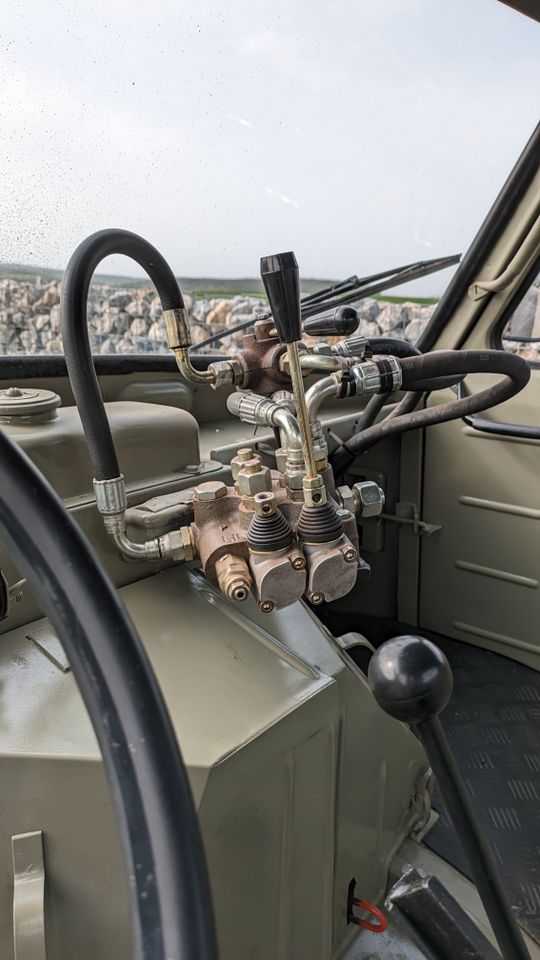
[0,0,538,294]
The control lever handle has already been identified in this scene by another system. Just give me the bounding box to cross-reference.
[260,251,301,343]
[368,635,531,960]
[302,306,358,338]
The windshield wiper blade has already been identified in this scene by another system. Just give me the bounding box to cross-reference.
[301,254,461,320]
[190,253,461,351]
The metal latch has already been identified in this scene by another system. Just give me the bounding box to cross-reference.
[380,502,442,537]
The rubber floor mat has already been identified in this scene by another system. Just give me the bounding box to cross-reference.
[423,636,540,945]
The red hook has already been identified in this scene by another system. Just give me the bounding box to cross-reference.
[350,898,388,933]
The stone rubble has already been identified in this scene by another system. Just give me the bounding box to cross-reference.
[3,272,537,362]
[0,275,445,357]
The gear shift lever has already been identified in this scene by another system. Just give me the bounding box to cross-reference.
[369,635,531,960]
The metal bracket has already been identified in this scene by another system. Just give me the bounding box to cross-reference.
[12,831,47,960]
[380,502,442,537]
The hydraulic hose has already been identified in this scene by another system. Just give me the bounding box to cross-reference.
[0,430,218,960]
[368,337,420,358]
[61,229,185,481]
[368,338,464,391]
[331,349,530,476]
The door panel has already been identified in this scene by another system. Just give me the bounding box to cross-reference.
[418,371,540,668]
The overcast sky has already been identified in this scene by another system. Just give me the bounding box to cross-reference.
[1,0,538,293]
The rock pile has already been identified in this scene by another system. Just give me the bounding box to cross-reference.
[0,274,441,357]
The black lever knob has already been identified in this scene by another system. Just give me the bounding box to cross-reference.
[302,306,359,338]
[260,251,301,344]
[369,634,531,960]
[368,634,452,724]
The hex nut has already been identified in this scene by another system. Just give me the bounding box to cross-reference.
[336,485,355,514]
[208,360,236,389]
[231,447,253,481]
[352,480,385,518]
[160,529,187,561]
[194,480,228,501]
[237,463,272,496]
[180,525,196,561]
[275,448,288,474]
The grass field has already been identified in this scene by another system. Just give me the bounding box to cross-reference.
[1,263,439,304]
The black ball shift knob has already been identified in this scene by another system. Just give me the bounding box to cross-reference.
[260,251,301,344]
[368,635,453,724]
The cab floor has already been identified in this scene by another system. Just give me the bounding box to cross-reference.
[423,636,540,946]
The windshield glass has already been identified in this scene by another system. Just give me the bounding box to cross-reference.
[1,1,538,356]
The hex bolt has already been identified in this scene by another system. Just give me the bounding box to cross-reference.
[310,592,325,605]
[259,600,274,613]
[194,480,228,501]
[290,554,306,570]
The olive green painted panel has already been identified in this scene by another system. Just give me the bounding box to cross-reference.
[0,568,427,960]
[419,375,540,667]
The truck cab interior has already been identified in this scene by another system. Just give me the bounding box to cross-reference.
[0,5,538,960]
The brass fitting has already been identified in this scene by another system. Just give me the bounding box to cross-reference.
[216,554,252,603]
[163,307,217,385]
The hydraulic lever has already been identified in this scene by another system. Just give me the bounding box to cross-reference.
[260,251,327,507]
[369,635,531,960]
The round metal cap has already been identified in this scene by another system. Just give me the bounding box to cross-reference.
[0,386,61,419]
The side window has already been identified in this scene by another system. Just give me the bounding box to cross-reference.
[500,269,540,363]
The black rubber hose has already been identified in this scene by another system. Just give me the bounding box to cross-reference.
[331,349,530,476]
[61,229,185,480]
[0,431,217,960]
[368,337,421,358]
[348,390,421,441]
[368,338,464,391]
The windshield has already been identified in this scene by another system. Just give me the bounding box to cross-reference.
[1,1,538,356]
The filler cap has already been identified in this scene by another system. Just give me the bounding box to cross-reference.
[260,251,301,344]
[0,386,61,421]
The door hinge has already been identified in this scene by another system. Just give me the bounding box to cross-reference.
[380,502,442,537]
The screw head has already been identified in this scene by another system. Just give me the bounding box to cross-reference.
[290,554,306,570]
[310,592,325,605]
[259,600,274,613]
[344,547,357,563]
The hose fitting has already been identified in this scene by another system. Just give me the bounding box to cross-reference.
[93,475,192,562]
[163,308,217,385]
[351,356,402,395]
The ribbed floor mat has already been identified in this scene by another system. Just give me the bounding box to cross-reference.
[423,637,540,945]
